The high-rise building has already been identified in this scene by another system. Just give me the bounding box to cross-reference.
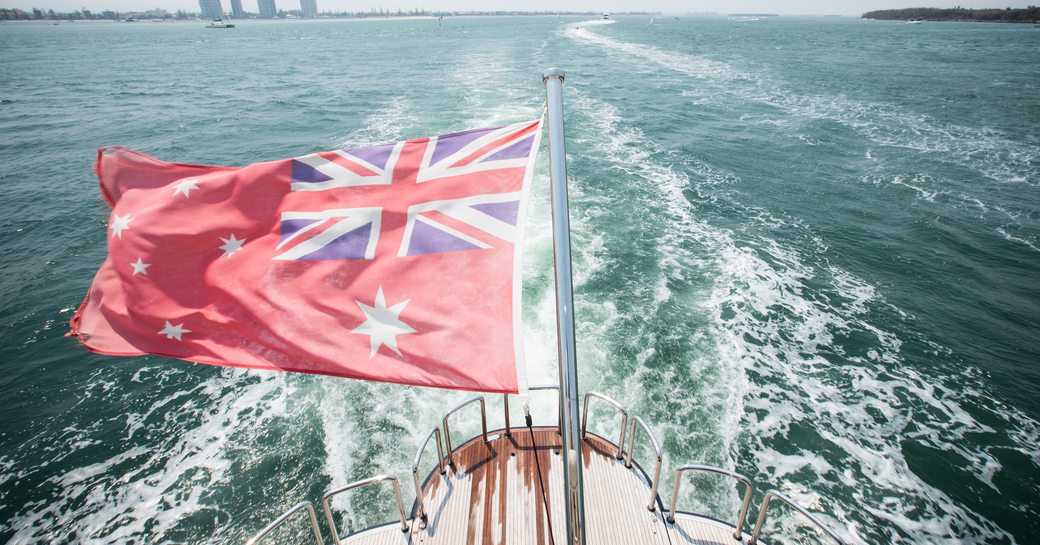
[230,0,244,18]
[300,0,317,18]
[198,0,223,19]
[257,0,276,18]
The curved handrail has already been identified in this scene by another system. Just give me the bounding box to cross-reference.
[528,384,562,432]
[624,415,663,511]
[442,396,488,466]
[749,490,846,545]
[245,501,323,545]
[321,475,409,544]
[503,384,561,435]
[581,391,628,459]
[666,464,754,540]
[411,425,445,524]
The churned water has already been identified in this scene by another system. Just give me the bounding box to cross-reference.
[1,15,1038,544]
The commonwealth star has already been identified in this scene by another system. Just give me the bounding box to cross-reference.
[158,321,190,341]
[218,234,246,258]
[130,258,151,276]
[173,178,199,198]
[352,286,416,358]
[110,213,133,239]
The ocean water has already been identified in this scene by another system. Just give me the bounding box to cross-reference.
[1,15,1038,544]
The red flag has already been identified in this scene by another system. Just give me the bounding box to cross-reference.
[70,120,542,393]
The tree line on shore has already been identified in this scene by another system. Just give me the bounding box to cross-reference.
[862,6,1040,22]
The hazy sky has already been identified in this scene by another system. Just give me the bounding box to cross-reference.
[5,0,1037,16]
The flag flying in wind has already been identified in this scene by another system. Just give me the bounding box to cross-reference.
[70,120,543,393]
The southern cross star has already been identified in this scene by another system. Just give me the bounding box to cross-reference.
[352,286,416,358]
[218,234,246,258]
[173,178,199,198]
[130,258,151,276]
[158,321,190,341]
[110,213,133,239]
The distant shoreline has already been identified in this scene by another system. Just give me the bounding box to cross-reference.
[0,10,650,22]
[861,7,1040,23]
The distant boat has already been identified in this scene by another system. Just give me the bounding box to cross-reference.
[906,19,923,24]
[123,16,137,22]
[206,18,235,28]
[601,12,610,20]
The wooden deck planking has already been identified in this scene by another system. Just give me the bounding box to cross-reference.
[581,434,671,545]
[340,427,748,545]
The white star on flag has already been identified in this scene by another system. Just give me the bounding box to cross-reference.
[130,258,151,276]
[158,321,190,341]
[110,213,133,239]
[218,234,246,258]
[173,178,199,198]
[352,286,416,358]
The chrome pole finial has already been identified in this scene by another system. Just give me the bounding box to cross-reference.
[543,68,566,82]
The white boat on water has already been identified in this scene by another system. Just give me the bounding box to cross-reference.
[906,19,924,24]
[206,18,235,28]
[602,12,610,20]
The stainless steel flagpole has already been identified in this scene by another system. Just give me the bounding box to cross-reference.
[542,68,587,545]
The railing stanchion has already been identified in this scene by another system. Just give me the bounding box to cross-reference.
[749,490,847,545]
[245,501,323,545]
[625,416,663,511]
[412,426,445,526]
[321,475,409,544]
[504,394,511,436]
[666,464,754,540]
[581,392,628,459]
[442,396,488,468]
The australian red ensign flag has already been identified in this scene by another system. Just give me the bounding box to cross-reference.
[70,120,543,393]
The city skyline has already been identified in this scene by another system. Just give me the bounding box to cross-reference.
[2,0,1038,16]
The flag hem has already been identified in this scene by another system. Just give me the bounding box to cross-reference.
[67,333,520,394]
[511,117,545,397]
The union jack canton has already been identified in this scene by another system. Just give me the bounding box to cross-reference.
[278,120,541,261]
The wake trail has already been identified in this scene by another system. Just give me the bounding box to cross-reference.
[556,29,1038,543]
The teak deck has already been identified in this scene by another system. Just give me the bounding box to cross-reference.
[339,427,752,545]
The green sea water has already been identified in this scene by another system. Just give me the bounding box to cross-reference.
[1,15,1038,544]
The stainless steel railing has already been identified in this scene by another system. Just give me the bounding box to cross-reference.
[321,475,409,545]
[528,384,563,431]
[624,415,663,511]
[581,391,628,459]
[411,425,445,525]
[442,396,488,468]
[502,384,561,435]
[245,501,323,545]
[749,489,847,545]
[666,464,754,540]
[243,390,847,545]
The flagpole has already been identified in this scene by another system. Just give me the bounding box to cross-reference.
[543,68,587,545]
